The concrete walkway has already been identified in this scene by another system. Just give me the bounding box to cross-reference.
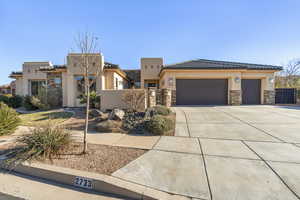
[71,131,160,150]
[113,106,300,200]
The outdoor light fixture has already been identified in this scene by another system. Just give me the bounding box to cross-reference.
[269,77,274,84]
[234,77,241,83]
[168,78,173,86]
[150,90,155,97]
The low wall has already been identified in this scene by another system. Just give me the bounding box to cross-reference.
[100,89,147,111]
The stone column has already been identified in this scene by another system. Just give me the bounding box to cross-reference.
[229,90,241,105]
[264,90,275,105]
[156,89,162,105]
[148,89,156,108]
[162,89,172,107]
[171,90,176,106]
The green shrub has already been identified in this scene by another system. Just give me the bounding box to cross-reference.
[47,87,62,108]
[147,105,171,116]
[145,115,174,135]
[0,102,21,136]
[0,95,10,105]
[122,111,145,134]
[17,124,71,160]
[8,95,23,108]
[78,91,100,109]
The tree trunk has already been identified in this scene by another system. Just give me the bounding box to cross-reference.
[83,78,89,153]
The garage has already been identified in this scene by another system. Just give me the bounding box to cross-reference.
[176,79,228,105]
[241,79,261,104]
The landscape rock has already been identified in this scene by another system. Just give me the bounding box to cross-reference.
[89,109,103,118]
[96,112,109,122]
[96,120,123,132]
[109,109,125,121]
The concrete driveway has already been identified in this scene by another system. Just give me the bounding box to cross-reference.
[113,106,300,200]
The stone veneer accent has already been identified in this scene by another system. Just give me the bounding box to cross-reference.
[147,89,156,107]
[264,90,275,105]
[171,90,176,106]
[162,89,172,107]
[156,89,162,105]
[229,90,241,105]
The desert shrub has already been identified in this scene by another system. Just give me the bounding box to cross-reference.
[23,95,38,110]
[122,89,145,112]
[8,95,23,108]
[17,124,71,160]
[122,111,145,134]
[78,91,100,109]
[145,115,174,135]
[0,102,21,136]
[146,105,171,116]
[23,95,49,111]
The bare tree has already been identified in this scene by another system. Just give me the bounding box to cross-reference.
[276,59,300,88]
[74,32,101,153]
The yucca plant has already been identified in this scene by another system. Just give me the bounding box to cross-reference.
[2,123,72,169]
[0,102,21,136]
[18,123,71,160]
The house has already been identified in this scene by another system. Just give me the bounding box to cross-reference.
[0,84,12,95]
[10,53,129,107]
[9,54,282,107]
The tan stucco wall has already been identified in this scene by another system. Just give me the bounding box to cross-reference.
[100,89,146,111]
[65,53,105,107]
[15,62,50,96]
[141,58,163,88]
[15,78,24,96]
[160,70,276,104]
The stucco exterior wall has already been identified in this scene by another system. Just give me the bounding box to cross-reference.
[65,53,105,107]
[141,58,163,88]
[15,78,24,96]
[100,89,146,111]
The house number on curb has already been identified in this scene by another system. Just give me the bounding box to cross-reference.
[74,176,93,189]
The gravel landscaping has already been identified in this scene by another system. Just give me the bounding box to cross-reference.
[40,143,147,175]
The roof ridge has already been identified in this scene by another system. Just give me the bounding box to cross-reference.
[164,58,282,68]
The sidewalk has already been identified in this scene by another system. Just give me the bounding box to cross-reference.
[71,130,160,150]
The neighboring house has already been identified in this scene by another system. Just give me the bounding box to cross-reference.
[10,53,129,107]
[0,84,11,95]
[10,54,282,107]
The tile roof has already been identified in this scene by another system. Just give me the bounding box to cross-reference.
[161,59,283,72]
[123,69,141,82]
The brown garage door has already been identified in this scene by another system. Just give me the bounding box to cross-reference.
[176,79,228,105]
[242,79,261,104]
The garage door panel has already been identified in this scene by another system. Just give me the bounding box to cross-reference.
[242,79,261,105]
[176,79,228,105]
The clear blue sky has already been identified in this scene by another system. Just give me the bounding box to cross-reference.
[1,0,300,85]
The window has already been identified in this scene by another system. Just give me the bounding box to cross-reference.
[144,65,147,69]
[157,65,160,69]
[54,78,61,85]
[74,63,77,67]
[92,62,96,66]
[115,78,118,89]
[30,80,46,96]
[147,83,156,88]
[75,76,96,95]
[151,65,153,69]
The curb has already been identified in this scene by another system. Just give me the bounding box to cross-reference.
[2,162,189,200]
